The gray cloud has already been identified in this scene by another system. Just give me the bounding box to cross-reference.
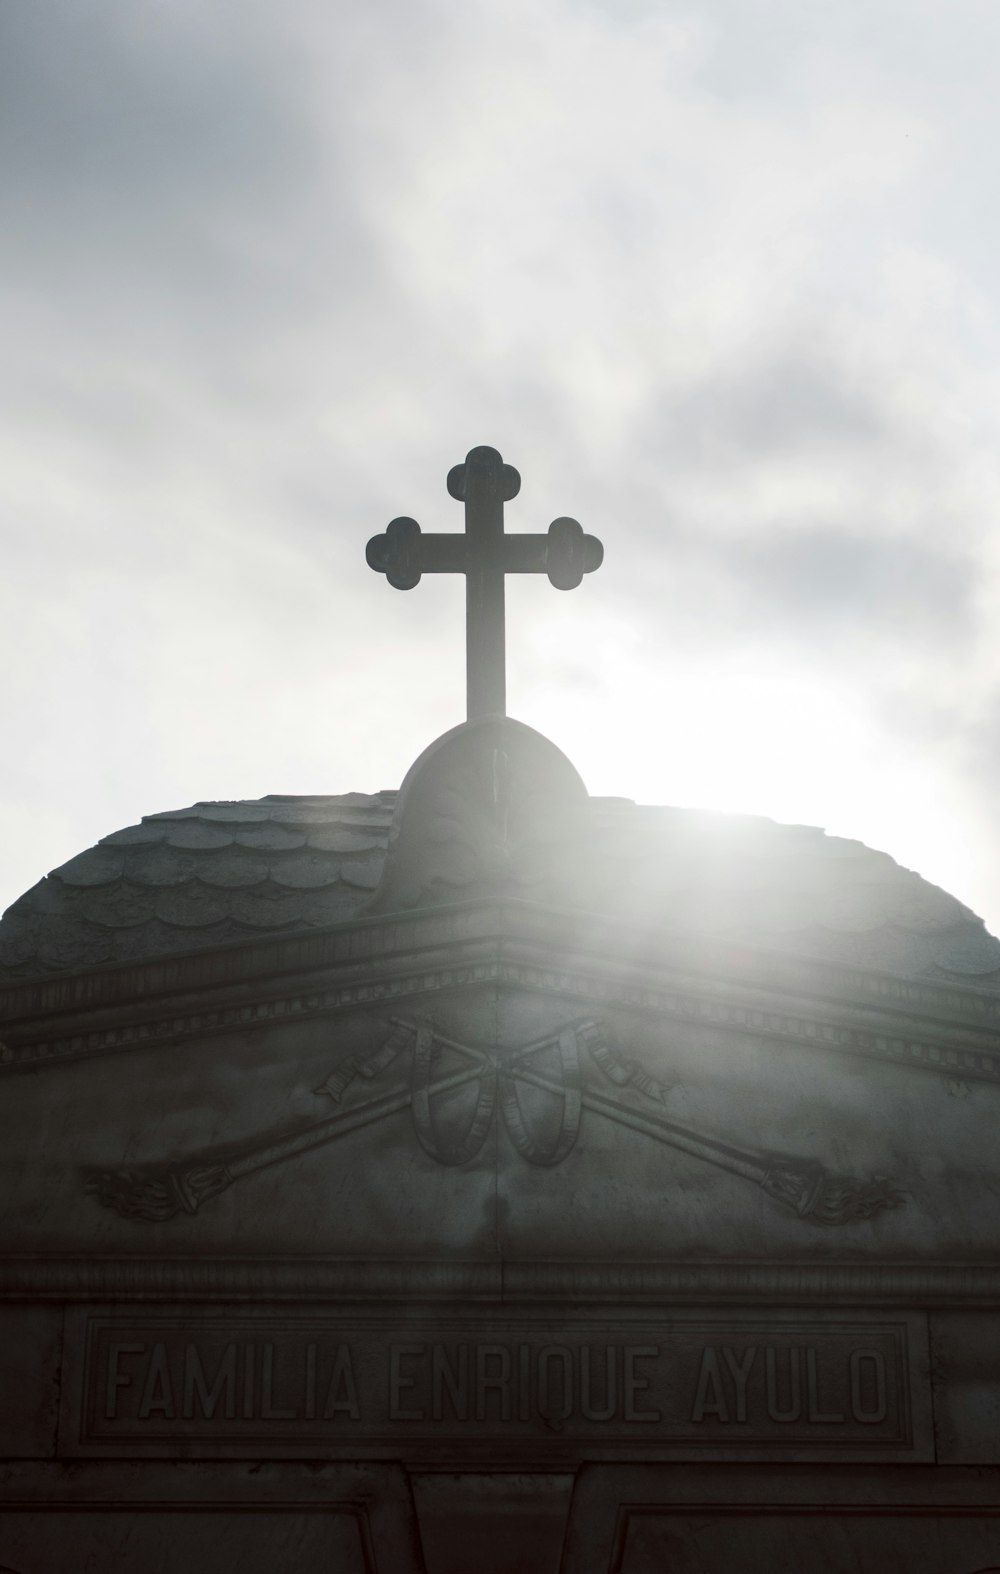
[727,529,973,636]
[2,0,999,937]
[0,5,301,199]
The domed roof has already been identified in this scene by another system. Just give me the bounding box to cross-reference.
[2,767,999,989]
[0,792,395,980]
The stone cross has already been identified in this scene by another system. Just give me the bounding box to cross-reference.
[366,445,603,720]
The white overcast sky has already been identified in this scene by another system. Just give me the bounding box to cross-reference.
[3,0,1000,935]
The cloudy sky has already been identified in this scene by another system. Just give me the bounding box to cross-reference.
[3,0,1000,935]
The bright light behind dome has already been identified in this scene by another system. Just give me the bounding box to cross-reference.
[518,615,987,929]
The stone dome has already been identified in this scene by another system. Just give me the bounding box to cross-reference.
[2,719,998,991]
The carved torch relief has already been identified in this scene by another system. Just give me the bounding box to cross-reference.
[87,1015,901,1225]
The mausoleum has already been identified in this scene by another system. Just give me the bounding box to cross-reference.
[3,448,1000,1572]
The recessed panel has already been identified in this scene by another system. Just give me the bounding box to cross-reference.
[60,1307,932,1465]
[0,1508,370,1574]
[615,1511,1000,1574]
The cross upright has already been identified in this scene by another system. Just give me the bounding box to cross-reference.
[366,445,604,720]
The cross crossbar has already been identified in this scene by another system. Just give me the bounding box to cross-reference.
[366,444,603,719]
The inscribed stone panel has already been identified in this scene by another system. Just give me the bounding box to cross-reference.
[59,1307,931,1465]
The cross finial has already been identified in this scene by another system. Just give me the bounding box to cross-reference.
[366,445,604,719]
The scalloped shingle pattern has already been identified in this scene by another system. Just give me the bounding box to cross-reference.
[0,795,393,980]
[1,793,999,987]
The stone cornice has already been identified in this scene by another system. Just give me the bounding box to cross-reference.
[2,901,999,1088]
[1,1254,1000,1307]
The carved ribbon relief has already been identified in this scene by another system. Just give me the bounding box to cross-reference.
[87,1017,901,1227]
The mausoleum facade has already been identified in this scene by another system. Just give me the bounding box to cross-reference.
[3,449,1000,1572]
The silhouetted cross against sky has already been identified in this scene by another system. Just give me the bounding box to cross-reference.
[366,445,604,720]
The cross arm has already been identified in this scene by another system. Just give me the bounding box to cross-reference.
[504,517,604,589]
[366,514,603,591]
[365,517,466,590]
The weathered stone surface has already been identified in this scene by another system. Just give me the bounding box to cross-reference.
[233,824,307,850]
[54,847,125,887]
[269,851,343,889]
[162,821,236,850]
[930,1313,1000,1463]
[78,883,158,928]
[5,749,997,989]
[2,940,1000,1262]
[0,1463,425,1573]
[307,826,385,853]
[4,717,1000,1570]
[194,849,274,888]
[338,851,384,890]
[11,440,1000,1568]
[369,716,590,913]
[561,1465,1000,1573]
[0,794,401,980]
[0,1507,372,1572]
[0,1308,61,1456]
[154,886,234,928]
[124,846,200,887]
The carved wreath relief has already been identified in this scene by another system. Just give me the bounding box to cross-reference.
[87,1016,901,1227]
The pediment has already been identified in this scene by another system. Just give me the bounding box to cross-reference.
[4,900,1000,1293]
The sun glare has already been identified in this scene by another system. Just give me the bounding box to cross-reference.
[521,628,985,922]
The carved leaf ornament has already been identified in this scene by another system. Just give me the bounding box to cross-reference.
[87,1018,902,1228]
